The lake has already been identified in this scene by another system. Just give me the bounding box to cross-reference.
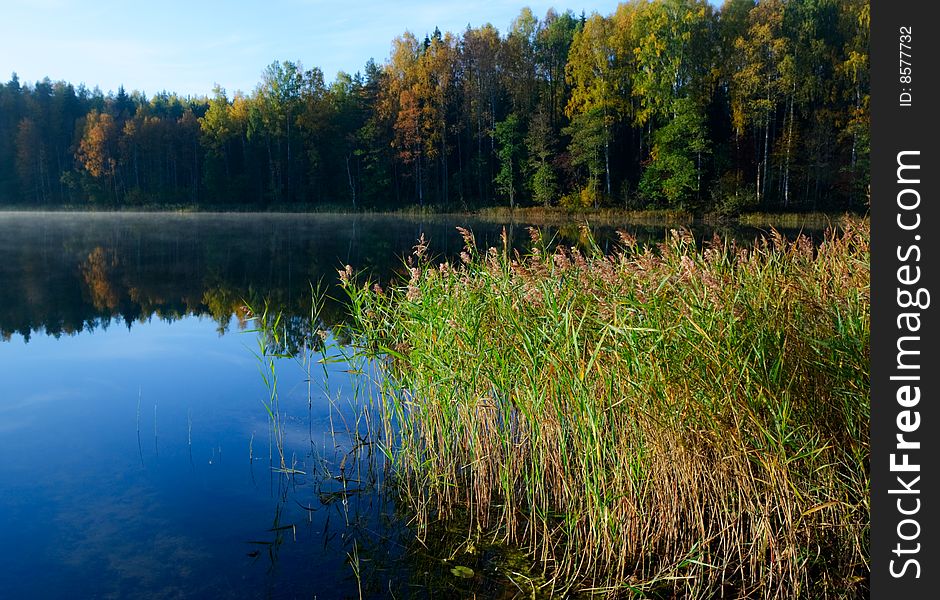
[0,212,816,598]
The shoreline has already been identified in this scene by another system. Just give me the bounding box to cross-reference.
[0,204,858,229]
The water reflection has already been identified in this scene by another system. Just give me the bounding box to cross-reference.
[0,212,798,343]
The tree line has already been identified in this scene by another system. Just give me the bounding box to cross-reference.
[0,0,869,214]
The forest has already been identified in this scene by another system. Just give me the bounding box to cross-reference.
[0,0,869,215]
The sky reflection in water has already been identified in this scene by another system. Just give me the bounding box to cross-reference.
[0,314,385,598]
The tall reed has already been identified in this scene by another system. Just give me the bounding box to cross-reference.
[341,218,870,597]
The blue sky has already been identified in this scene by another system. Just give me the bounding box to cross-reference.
[2,0,632,97]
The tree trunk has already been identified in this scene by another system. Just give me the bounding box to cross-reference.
[192,138,198,205]
[508,154,514,209]
[783,90,794,207]
[441,120,448,205]
[417,147,423,207]
[761,111,770,203]
[477,106,484,203]
[285,111,291,203]
[345,153,356,209]
[604,126,611,198]
[266,137,278,204]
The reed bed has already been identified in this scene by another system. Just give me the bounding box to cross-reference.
[340,218,870,598]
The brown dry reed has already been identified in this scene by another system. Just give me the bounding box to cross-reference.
[341,218,870,598]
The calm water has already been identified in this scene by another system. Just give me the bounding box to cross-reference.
[0,212,812,598]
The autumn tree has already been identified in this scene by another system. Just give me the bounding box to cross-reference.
[386,33,426,205]
[565,12,625,199]
[200,85,238,199]
[77,110,119,203]
[415,30,458,205]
